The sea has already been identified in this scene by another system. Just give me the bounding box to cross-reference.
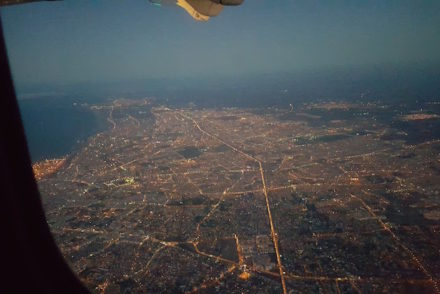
[18,96,108,162]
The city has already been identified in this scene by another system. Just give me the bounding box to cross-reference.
[35,98,440,293]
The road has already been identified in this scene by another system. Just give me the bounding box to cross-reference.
[178,111,288,294]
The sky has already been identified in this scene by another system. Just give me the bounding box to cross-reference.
[1,0,440,91]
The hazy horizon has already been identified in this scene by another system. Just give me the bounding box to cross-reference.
[1,0,440,98]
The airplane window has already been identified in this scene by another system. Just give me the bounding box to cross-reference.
[1,0,440,293]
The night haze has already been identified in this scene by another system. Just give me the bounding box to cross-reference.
[2,1,440,293]
[1,0,440,97]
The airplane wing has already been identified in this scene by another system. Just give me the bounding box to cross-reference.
[0,0,244,22]
[151,0,244,21]
[176,0,223,21]
[0,0,60,5]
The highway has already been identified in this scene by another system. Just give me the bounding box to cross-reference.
[178,111,287,294]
